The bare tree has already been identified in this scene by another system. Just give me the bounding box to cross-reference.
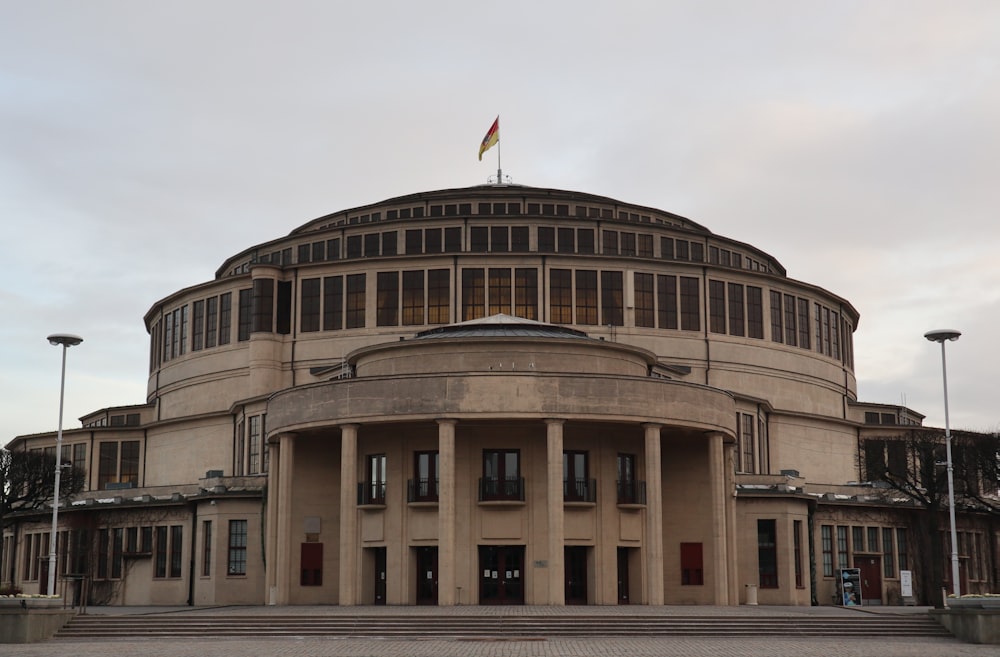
[1,448,86,584]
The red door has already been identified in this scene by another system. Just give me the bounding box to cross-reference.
[854,556,882,604]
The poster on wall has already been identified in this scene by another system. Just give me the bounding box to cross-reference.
[837,568,863,606]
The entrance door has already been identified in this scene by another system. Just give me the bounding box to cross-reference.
[565,546,588,605]
[373,547,387,605]
[479,546,525,604]
[415,547,438,605]
[854,555,882,605]
[617,547,630,604]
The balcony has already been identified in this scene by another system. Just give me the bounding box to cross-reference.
[357,482,386,506]
[616,479,646,506]
[407,478,439,503]
[564,478,597,503]
[479,476,525,502]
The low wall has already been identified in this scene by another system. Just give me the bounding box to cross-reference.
[930,609,1000,645]
[0,606,77,643]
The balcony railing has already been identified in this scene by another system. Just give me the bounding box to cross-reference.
[563,478,597,503]
[357,481,386,505]
[479,476,525,501]
[616,479,646,505]
[407,478,439,502]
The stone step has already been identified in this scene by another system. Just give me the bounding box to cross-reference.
[55,613,952,640]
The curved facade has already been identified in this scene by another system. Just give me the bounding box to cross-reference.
[6,185,996,608]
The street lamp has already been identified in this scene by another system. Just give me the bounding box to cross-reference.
[46,333,83,597]
[924,328,961,598]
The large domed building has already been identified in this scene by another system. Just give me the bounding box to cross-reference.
[5,185,996,607]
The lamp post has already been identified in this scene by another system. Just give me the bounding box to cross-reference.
[924,328,961,598]
[46,333,83,596]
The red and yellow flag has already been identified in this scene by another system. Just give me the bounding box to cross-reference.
[478,116,499,161]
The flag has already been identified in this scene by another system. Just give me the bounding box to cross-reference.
[478,116,499,161]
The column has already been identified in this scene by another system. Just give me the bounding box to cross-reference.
[643,423,664,605]
[546,419,565,605]
[436,419,457,605]
[275,432,295,603]
[724,441,740,605]
[265,437,281,604]
[708,431,729,604]
[338,424,359,606]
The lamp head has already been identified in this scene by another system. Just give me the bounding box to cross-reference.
[924,329,961,343]
[47,333,84,347]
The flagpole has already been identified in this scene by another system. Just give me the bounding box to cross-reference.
[496,139,502,184]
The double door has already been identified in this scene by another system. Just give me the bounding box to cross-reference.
[479,546,524,604]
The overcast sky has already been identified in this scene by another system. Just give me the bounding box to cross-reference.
[2,1,998,444]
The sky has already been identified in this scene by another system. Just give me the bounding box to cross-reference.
[2,1,999,444]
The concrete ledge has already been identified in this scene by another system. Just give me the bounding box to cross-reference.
[0,608,77,643]
[930,609,1000,644]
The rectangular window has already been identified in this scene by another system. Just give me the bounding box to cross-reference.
[248,415,261,474]
[202,520,212,577]
[620,232,636,256]
[405,229,423,254]
[709,280,726,334]
[867,526,879,553]
[728,282,745,336]
[381,231,397,256]
[300,278,321,332]
[170,525,183,578]
[634,273,655,328]
[740,413,755,474]
[346,235,362,258]
[192,299,205,351]
[326,237,341,259]
[323,275,343,330]
[346,274,366,328]
[511,226,529,252]
[363,454,387,505]
[98,442,118,489]
[883,528,895,578]
[638,234,654,258]
[155,526,168,578]
[252,279,274,333]
[616,453,643,504]
[427,229,443,253]
[364,233,380,257]
[228,520,248,576]
[179,305,188,355]
[461,268,485,321]
[822,525,834,577]
[557,227,575,253]
[97,529,109,579]
[300,543,323,586]
[491,226,509,252]
[237,289,252,341]
[797,298,811,349]
[218,292,232,345]
[769,291,783,343]
[680,542,704,585]
[470,226,489,252]
[514,268,538,320]
[661,236,675,259]
[376,271,399,327]
[550,269,573,323]
[537,226,555,253]
[235,419,245,476]
[600,270,623,326]
[657,275,678,329]
[276,281,291,335]
[205,296,218,348]
[679,277,700,331]
[412,451,439,502]
[488,268,512,315]
[757,519,778,588]
[602,230,618,255]
[783,294,796,346]
[576,270,598,325]
[481,449,522,501]
[897,528,908,571]
[402,270,424,326]
[853,525,865,553]
[747,286,764,339]
[836,526,849,574]
[120,440,139,485]
[563,451,590,502]
[427,269,450,324]
[577,229,595,254]
[444,226,462,253]
[794,520,804,588]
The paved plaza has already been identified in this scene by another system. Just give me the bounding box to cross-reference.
[5,605,996,657]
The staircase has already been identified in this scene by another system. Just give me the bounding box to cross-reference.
[55,612,952,640]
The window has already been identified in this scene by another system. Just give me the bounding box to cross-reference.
[405,229,423,254]
[444,227,462,252]
[739,414,755,474]
[248,415,262,474]
[709,281,726,334]
[882,528,895,578]
[192,299,205,350]
[346,273,366,328]
[218,292,232,345]
[794,520,804,588]
[557,227,575,253]
[300,543,323,586]
[427,269,450,324]
[797,298,811,349]
[550,270,572,323]
[822,525,834,577]
[462,268,485,321]
[537,226,555,252]
[154,526,168,578]
[202,520,212,577]
[563,451,592,502]
[600,270,623,326]
[576,270,598,325]
[411,451,439,502]
[837,526,849,574]
[323,275,343,330]
[300,278,321,332]
[362,454,386,505]
[680,542,704,585]
[252,279,274,333]
[98,440,140,489]
[511,226,529,252]
[616,453,644,504]
[728,282,745,336]
[470,226,488,252]
[657,275,678,329]
[634,273,654,328]
[514,269,538,320]
[170,525,183,578]
[602,230,618,255]
[228,520,248,576]
[402,271,424,325]
[757,519,777,588]
[376,271,399,326]
[491,226,509,252]
[578,229,595,254]
[897,528,908,571]
[481,449,522,501]
[747,286,764,339]
[679,277,700,331]
[237,288,252,341]
[488,268,511,315]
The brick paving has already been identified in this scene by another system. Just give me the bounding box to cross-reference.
[6,605,996,657]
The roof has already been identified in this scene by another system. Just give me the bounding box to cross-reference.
[413,314,592,340]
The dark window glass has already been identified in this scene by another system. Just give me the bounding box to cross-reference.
[364,233,380,257]
[192,300,205,351]
[276,281,291,335]
[728,282,745,337]
[680,542,704,585]
[784,294,797,346]
[709,281,726,334]
[444,227,462,252]
[170,525,183,578]
[563,451,590,502]
[470,226,489,253]
[237,288,252,341]
[412,451,439,502]
[218,292,232,345]
[323,276,343,330]
[634,273,654,328]
[481,449,521,501]
[346,274,366,328]
[405,229,423,254]
[638,234,654,258]
[312,241,325,262]
[427,269,450,324]
[98,442,118,489]
[204,297,218,348]
[770,291,783,343]
[326,237,341,260]
[228,520,247,576]
[298,244,311,264]
[120,440,139,485]
[363,454,387,505]
[602,230,618,255]
[657,275,678,329]
[155,526,168,578]
[537,226,555,253]
[621,232,636,256]
[346,235,362,258]
[381,231,397,256]
[202,520,212,577]
[676,240,689,260]
[797,298,811,349]
[557,227,575,253]
[747,286,764,339]
[251,279,274,333]
[576,270,598,325]
[690,242,704,262]
[600,271,623,326]
[758,519,778,588]
[488,268,511,315]
[550,269,573,324]
[661,237,674,259]
[426,228,443,253]
[301,278,321,332]
[679,279,699,332]
[462,269,485,321]
[402,270,424,326]
[490,226,508,253]
[511,226,529,252]
[577,229,595,254]
[376,271,399,327]
[514,268,538,320]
